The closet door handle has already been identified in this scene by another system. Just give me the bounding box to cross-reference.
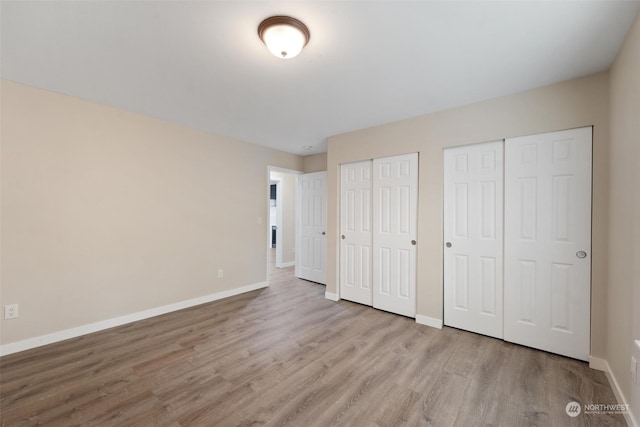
[341,235,346,240]
[411,240,417,246]
[445,242,452,248]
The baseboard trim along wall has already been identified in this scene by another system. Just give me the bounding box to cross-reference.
[325,292,339,301]
[590,356,637,427]
[0,281,269,357]
[415,315,443,329]
[277,261,295,268]
[589,356,608,372]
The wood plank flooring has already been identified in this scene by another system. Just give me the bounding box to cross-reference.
[0,263,625,426]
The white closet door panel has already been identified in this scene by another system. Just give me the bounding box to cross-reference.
[296,172,327,284]
[340,161,373,305]
[504,127,592,361]
[444,141,504,338]
[373,153,418,317]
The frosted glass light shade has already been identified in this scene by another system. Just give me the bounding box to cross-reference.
[262,24,305,59]
[258,16,310,59]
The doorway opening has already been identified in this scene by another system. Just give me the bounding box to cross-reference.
[267,167,301,277]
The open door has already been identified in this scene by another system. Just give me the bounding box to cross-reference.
[296,172,327,284]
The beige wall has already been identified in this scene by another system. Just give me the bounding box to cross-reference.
[0,80,302,345]
[327,72,610,357]
[302,153,327,173]
[608,12,640,421]
[270,171,297,265]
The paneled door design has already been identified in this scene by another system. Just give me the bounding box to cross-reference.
[444,142,504,338]
[340,161,373,305]
[372,153,418,317]
[296,172,327,284]
[504,127,592,361]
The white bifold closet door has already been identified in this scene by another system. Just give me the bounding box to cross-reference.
[443,141,504,339]
[340,161,373,305]
[340,153,418,318]
[504,127,592,361]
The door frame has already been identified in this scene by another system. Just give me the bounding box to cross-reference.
[266,166,302,279]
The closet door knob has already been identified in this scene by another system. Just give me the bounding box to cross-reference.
[341,235,346,240]
[576,250,587,259]
[446,242,452,248]
[411,240,417,246]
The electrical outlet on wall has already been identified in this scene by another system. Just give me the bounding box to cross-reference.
[218,269,223,278]
[4,304,19,320]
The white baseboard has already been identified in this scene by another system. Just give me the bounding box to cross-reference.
[0,281,268,357]
[325,291,339,301]
[589,356,608,372]
[416,314,443,329]
[277,261,295,268]
[593,357,638,427]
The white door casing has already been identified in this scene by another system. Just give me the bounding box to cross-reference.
[372,153,418,318]
[296,172,327,284]
[340,161,373,305]
[504,127,592,361]
[444,141,504,339]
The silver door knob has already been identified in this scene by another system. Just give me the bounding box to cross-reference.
[341,235,345,240]
[321,231,326,235]
[446,242,452,248]
[576,251,587,259]
[411,240,417,246]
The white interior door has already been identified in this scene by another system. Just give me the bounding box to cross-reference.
[340,161,373,305]
[372,153,418,317]
[296,172,327,284]
[444,141,504,338]
[504,127,592,361]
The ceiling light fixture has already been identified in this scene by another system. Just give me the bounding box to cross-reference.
[258,16,310,59]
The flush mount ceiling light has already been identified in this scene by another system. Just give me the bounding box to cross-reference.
[258,16,310,59]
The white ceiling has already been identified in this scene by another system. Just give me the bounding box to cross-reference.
[2,1,639,155]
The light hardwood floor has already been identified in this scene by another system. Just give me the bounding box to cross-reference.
[0,261,625,426]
